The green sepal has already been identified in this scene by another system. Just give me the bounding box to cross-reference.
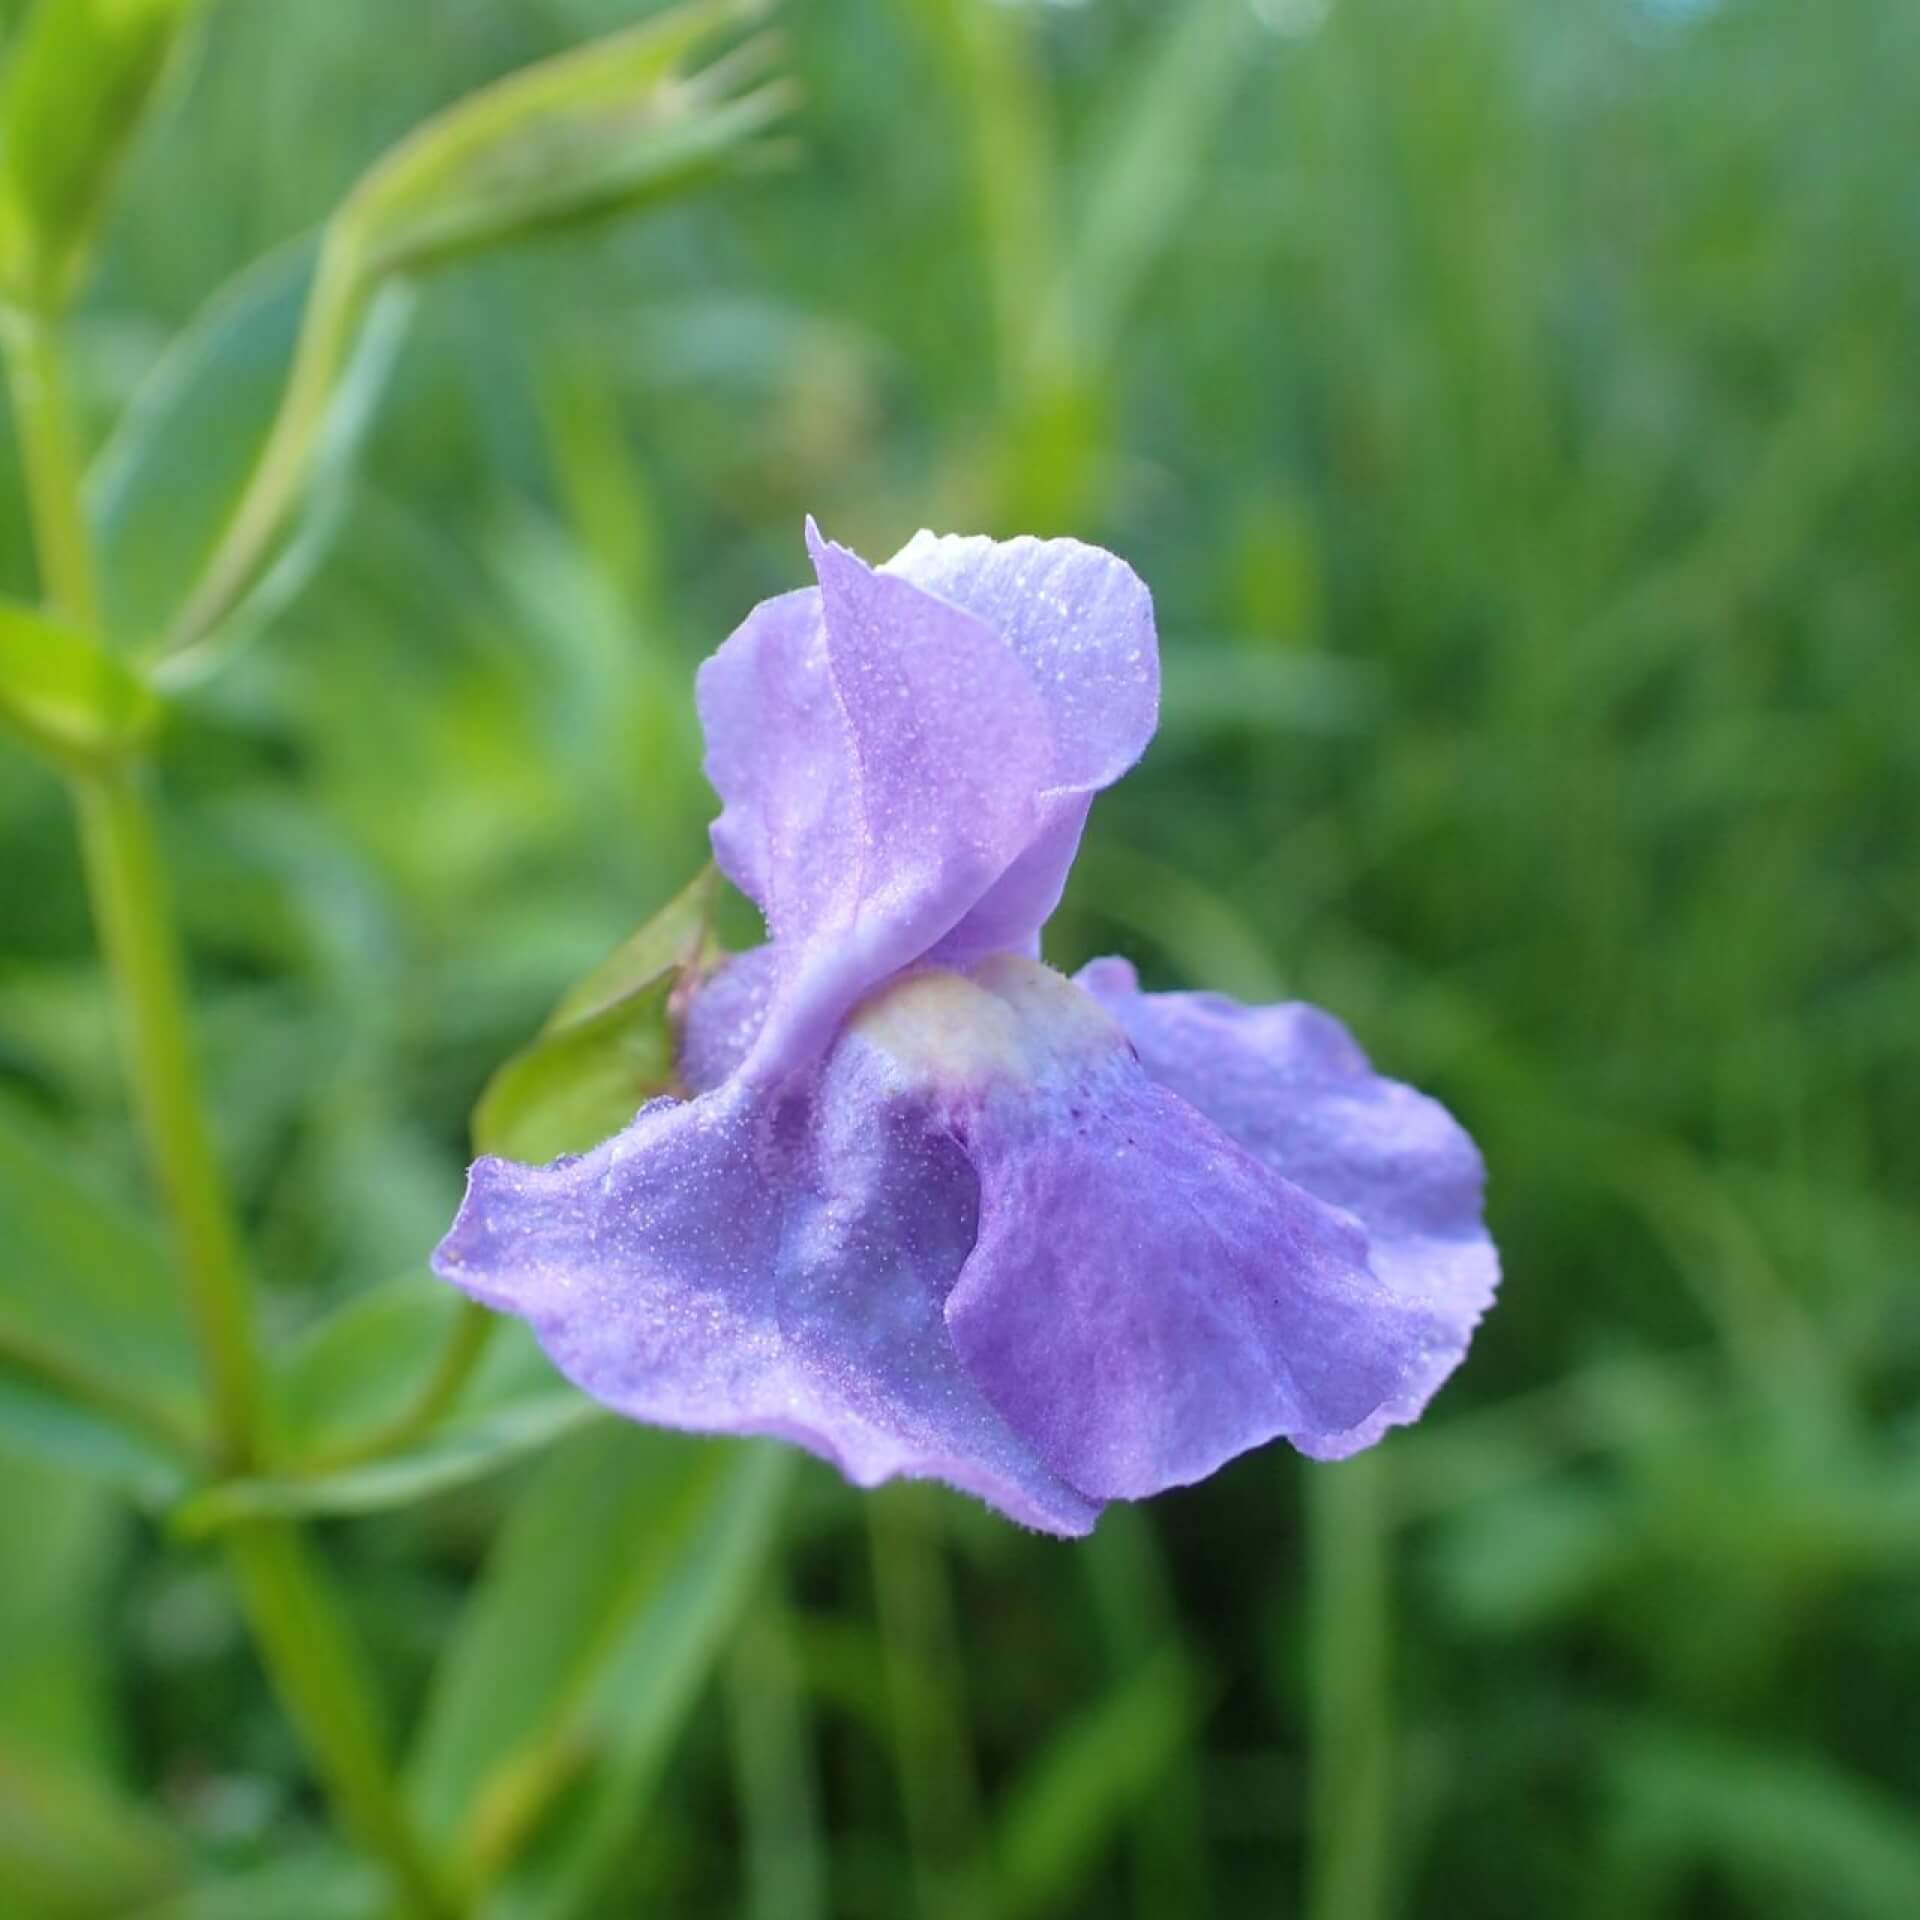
[473,866,723,1165]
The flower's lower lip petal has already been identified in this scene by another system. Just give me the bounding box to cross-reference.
[942,1044,1442,1502]
[1074,958,1500,1453]
[431,1073,1099,1538]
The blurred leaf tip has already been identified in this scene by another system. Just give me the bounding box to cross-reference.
[0,0,206,315]
[148,0,794,684]
[337,0,796,283]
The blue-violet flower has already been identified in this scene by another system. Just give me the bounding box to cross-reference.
[433,523,1499,1535]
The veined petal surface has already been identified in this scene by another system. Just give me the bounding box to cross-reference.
[435,1044,1098,1536]
[1076,957,1499,1454]
[905,958,1456,1495]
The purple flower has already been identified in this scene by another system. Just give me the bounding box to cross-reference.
[434,523,1498,1536]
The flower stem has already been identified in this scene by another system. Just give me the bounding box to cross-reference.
[1305,1452,1394,1920]
[72,763,261,1469]
[4,313,101,628]
[4,310,451,1918]
[7,308,259,1467]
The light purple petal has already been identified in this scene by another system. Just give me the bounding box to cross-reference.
[885,533,1158,964]
[433,1046,1098,1537]
[697,586,838,925]
[913,958,1449,1497]
[693,526,1160,1081]
[1075,957,1499,1454]
[679,945,776,1095]
[883,533,1158,793]
[695,524,1057,1083]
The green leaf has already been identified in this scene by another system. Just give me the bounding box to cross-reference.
[0,1741,183,1918]
[473,866,720,1163]
[1606,1721,1920,1920]
[88,236,414,656]
[724,1599,827,1920]
[338,0,793,282]
[405,1425,791,1912]
[0,597,160,770]
[270,1272,465,1462]
[0,0,204,312]
[0,1439,168,1917]
[129,1848,378,1920]
[173,1318,597,1534]
[994,1648,1200,1920]
[1063,0,1256,363]
[0,1369,192,1506]
[0,1096,200,1500]
[0,1444,119,1773]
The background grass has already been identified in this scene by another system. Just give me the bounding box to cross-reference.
[2,0,1917,1914]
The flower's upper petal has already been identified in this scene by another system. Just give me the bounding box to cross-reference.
[695,524,1059,1082]
[1075,958,1499,1455]
[852,957,1455,1501]
[432,1041,1098,1537]
[678,944,776,1095]
[885,533,1158,964]
[697,586,836,923]
[883,533,1158,794]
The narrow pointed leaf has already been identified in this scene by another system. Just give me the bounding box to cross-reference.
[0,0,203,311]
[174,1318,595,1534]
[994,1649,1200,1920]
[406,1425,791,1911]
[339,0,792,281]
[506,1448,795,1920]
[0,1742,184,1917]
[144,1,791,680]
[130,1848,377,1920]
[0,1098,200,1499]
[271,1273,466,1461]
[1607,1721,1920,1919]
[88,237,412,655]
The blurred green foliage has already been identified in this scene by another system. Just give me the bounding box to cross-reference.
[1,0,1916,1915]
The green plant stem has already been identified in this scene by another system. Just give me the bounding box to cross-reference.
[4,312,451,1919]
[227,1519,455,1920]
[302,1299,496,1474]
[73,764,261,1469]
[4,313,101,627]
[1305,1453,1393,1920]
[6,310,258,1469]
